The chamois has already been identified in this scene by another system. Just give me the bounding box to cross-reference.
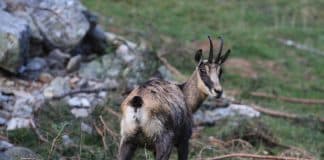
[118,36,231,160]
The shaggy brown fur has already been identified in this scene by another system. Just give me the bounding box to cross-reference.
[118,36,230,160]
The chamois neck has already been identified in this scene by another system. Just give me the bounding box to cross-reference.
[182,70,208,113]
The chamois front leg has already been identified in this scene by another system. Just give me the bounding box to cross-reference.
[118,139,136,160]
[177,139,189,160]
[154,132,174,160]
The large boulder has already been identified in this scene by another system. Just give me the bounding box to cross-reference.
[5,0,90,51]
[4,146,41,160]
[0,10,30,73]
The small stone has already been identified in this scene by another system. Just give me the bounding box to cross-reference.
[67,97,91,108]
[4,81,15,87]
[116,44,135,63]
[6,118,30,130]
[66,55,82,72]
[12,102,33,118]
[38,73,53,83]
[81,122,93,134]
[98,91,107,98]
[43,77,70,98]
[48,49,71,62]
[0,117,7,126]
[79,60,103,79]
[71,108,89,118]
[62,134,74,147]
[104,78,119,89]
[25,57,47,71]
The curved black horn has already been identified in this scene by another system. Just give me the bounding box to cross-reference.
[208,36,213,63]
[216,36,224,62]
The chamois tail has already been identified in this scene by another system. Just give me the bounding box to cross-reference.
[129,96,143,108]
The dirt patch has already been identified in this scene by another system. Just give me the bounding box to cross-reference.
[225,58,258,79]
[255,60,285,78]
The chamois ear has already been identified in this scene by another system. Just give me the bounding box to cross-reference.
[195,49,203,63]
[219,49,231,64]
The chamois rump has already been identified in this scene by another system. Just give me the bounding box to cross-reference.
[118,36,231,160]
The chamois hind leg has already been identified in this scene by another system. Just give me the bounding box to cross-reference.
[118,139,136,160]
[154,132,174,160]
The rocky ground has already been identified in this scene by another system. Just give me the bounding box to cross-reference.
[1,0,307,159]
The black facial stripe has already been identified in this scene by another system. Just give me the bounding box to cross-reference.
[198,63,213,89]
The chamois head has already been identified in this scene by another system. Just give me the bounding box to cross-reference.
[194,36,230,98]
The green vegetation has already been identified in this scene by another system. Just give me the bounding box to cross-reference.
[82,0,324,159]
[7,1,323,159]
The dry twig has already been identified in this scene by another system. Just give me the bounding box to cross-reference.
[93,122,108,150]
[203,153,312,160]
[250,105,324,124]
[29,119,49,143]
[51,87,110,100]
[249,92,324,105]
[227,90,324,105]
[99,115,119,139]
[47,123,68,160]
[105,107,121,119]
[156,54,187,81]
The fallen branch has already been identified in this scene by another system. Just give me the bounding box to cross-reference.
[99,115,119,139]
[105,107,121,119]
[204,153,311,160]
[48,123,68,160]
[227,90,324,105]
[30,119,49,143]
[51,87,111,100]
[250,92,324,105]
[93,122,108,150]
[250,105,324,124]
[277,38,324,56]
[156,54,187,81]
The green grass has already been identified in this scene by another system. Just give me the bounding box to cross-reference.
[82,0,324,159]
[4,0,319,159]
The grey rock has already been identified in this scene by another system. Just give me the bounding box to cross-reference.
[193,104,260,125]
[116,44,135,63]
[0,117,7,125]
[47,49,70,69]
[5,146,41,160]
[71,108,89,118]
[0,0,6,10]
[101,54,122,78]
[66,55,82,72]
[158,65,175,81]
[31,0,89,50]
[0,10,30,73]
[81,122,92,134]
[12,100,33,118]
[67,97,91,108]
[38,72,53,83]
[104,78,119,89]
[79,60,103,79]
[98,91,107,99]
[6,118,30,130]
[0,92,14,102]
[25,57,47,71]
[43,77,70,98]
[0,140,13,150]
[62,134,74,147]
[0,152,12,160]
